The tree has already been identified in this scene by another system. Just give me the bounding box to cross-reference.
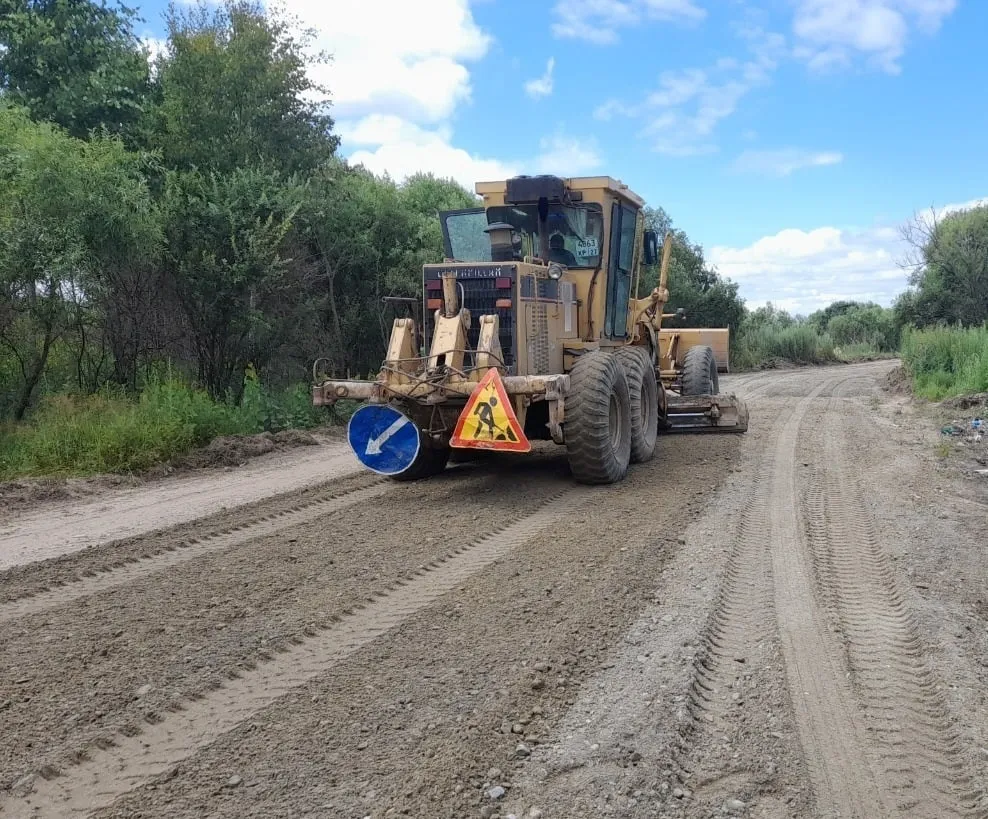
[392,173,476,293]
[806,301,897,351]
[0,0,151,139]
[79,141,163,389]
[161,165,305,398]
[0,104,157,417]
[898,204,988,327]
[638,206,746,337]
[400,173,477,218]
[297,165,420,378]
[807,300,865,330]
[827,306,897,351]
[745,302,796,330]
[154,0,338,174]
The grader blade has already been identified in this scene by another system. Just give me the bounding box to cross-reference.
[664,393,749,433]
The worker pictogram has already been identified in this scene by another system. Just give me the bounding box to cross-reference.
[450,369,531,452]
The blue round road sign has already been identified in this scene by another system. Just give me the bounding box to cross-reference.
[347,404,421,476]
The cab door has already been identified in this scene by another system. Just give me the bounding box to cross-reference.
[603,202,637,338]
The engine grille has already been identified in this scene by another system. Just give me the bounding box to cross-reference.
[423,265,516,369]
[526,302,550,374]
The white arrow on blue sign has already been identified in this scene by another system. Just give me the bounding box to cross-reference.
[347,404,421,475]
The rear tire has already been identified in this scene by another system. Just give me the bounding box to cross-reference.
[564,352,632,484]
[389,434,450,481]
[681,345,719,396]
[615,346,658,463]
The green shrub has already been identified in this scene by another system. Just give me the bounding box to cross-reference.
[900,325,988,399]
[0,371,336,479]
[733,323,839,369]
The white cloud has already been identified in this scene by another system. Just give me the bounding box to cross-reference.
[140,34,168,78]
[792,0,957,74]
[525,58,556,99]
[594,28,784,155]
[552,0,705,45]
[291,0,527,193]
[709,226,908,313]
[342,116,516,189]
[141,35,167,62]
[290,0,491,123]
[342,117,601,191]
[532,134,603,176]
[707,195,987,313]
[733,148,844,176]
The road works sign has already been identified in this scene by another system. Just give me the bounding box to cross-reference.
[347,404,421,475]
[450,369,531,452]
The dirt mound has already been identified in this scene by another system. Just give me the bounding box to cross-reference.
[272,429,319,448]
[882,365,911,394]
[170,429,320,469]
[188,432,276,467]
[940,392,988,411]
[0,474,141,516]
[746,357,795,371]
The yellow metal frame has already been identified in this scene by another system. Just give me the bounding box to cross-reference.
[313,175,742,439]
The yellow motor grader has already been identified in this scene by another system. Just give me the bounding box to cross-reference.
[312,174,748,484]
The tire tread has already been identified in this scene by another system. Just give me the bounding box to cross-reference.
[564,352,632,484]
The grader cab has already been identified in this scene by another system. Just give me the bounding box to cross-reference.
[312,174,747,484]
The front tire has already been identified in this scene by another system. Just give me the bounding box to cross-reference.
[389,434,450,481]
[681,345,720,396]
[564,352,632,484]
[615,346,658,463]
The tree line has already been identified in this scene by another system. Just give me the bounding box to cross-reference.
[0,0,476,420]
[2,0,985,426]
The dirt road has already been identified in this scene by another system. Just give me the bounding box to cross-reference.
[1,361,985,818]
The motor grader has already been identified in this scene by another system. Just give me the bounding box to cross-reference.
[312,174,748,484]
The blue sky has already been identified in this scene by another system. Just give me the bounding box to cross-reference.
[136,0,988,314]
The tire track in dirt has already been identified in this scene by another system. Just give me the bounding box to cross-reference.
[669,377,840,806]
[731,372,780,400]
[0,481,390,625]
[767,379,893,818]
[831,376,881,398]
[672,413,782,778]
[2,485,589,818]
[676,372,893,817]
[800,394,984,817]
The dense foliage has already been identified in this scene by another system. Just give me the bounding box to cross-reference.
[8,0,975,479]
[900,326,988,399]
[0,0,478,425]
[727,300,901,370]
[0,0,152,138]
[895,204,988,329]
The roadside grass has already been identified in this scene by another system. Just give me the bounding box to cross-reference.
[0,373,338,480]
[732,324,895,370]
[733,324,836,369]
[900,325,988,400]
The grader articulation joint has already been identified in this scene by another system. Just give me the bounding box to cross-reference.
[313,174,748,484]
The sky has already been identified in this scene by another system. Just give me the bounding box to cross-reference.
[135,0,988,315]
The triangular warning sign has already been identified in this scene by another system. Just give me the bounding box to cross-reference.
[450,369,531,452]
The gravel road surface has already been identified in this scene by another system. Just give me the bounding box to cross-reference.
[1,361,985,819]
